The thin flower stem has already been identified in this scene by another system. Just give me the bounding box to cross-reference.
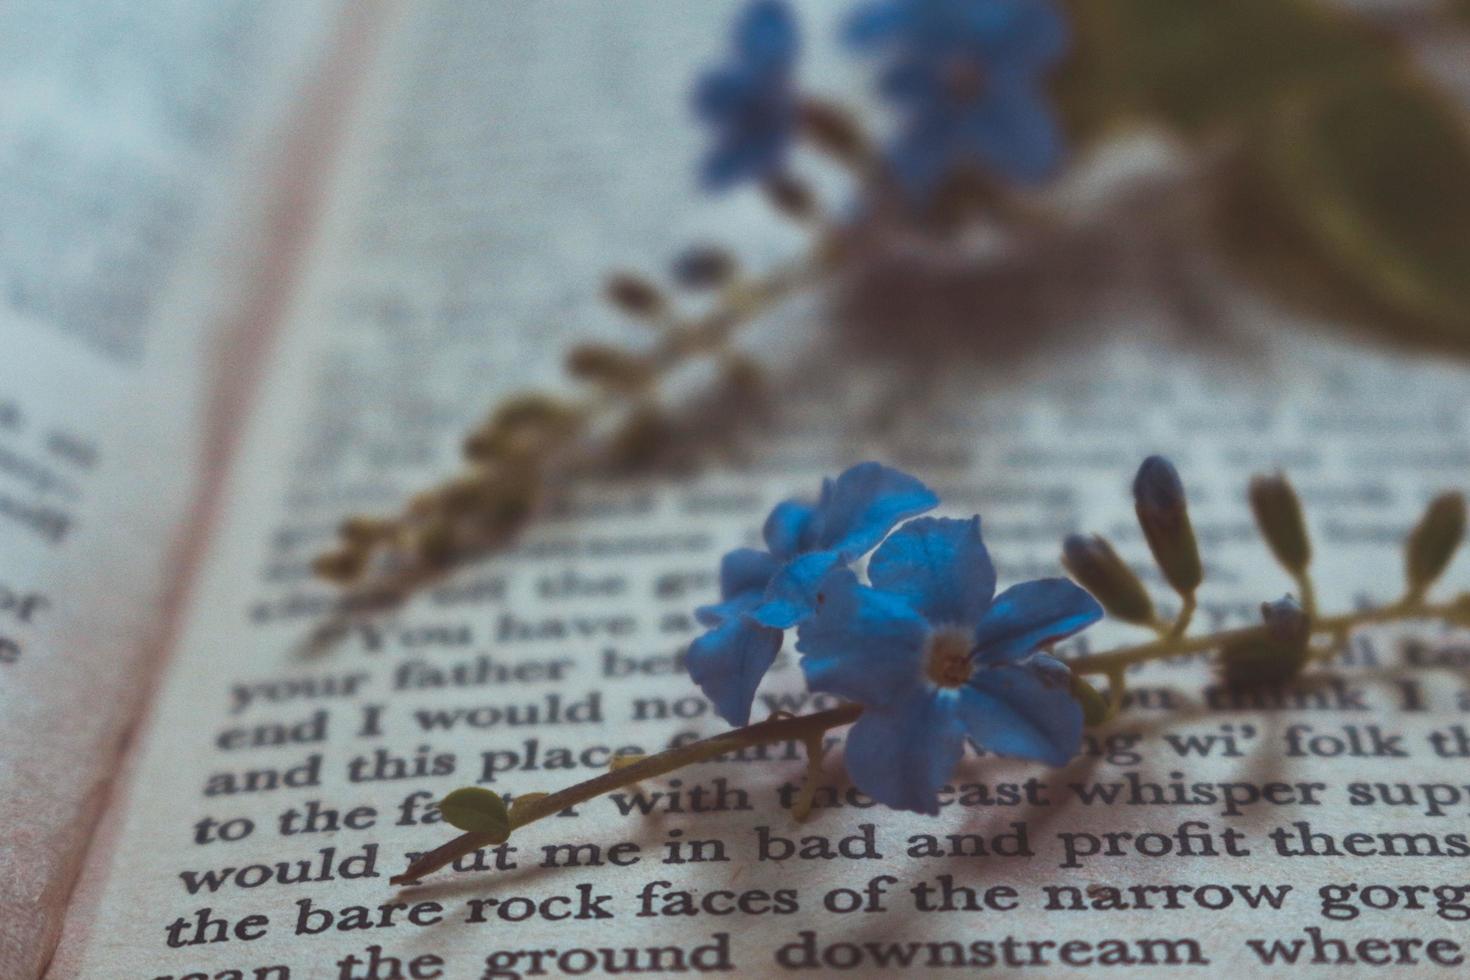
[391,703,862,886]
[790,732,829,823]
[1293,570,1318,620]
[1168,593,1196,638]
[1069,598,1458,676]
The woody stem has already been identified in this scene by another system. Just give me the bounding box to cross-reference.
[391,703,863,885]
[1069,598,1457,676]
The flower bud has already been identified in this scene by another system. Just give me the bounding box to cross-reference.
[1218,595,1310,688]
[1132,456,1202,598]
[1061,534,1155,626]
[671,244,737,289]
[604,273,666,317]
[566,344,652,392]
[1249,473,1310,573]
[1405,492,1466,595]
[338,515,393,548]
[798,99,868,163]
[312,547,366,584]
[763,173,816,221]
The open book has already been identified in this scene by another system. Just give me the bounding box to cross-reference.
[6,2,1470,977]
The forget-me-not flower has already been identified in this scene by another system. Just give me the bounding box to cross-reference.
[797,515,1101,813]
[693,0,800,191]
[688,463,938,726]
[844,0,1070,199]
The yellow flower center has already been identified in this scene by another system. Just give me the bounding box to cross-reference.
[924,627,974,688]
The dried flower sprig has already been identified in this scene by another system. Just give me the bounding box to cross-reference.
[316,0,1470,592]
[311,238,840,588]
[392,456,1468,886]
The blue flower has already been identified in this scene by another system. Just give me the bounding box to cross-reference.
[693,0,800,191]
[688,463,938,726]
[843,0,1069,198]
[796,516,1101,813]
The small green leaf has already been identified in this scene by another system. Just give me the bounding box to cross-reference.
[1073,0,1396,137]
[438,787,510,840]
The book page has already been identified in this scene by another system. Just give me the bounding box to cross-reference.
[52,2,1470,977]
[0,1,351,975]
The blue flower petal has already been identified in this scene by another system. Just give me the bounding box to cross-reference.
[971,577,1102,664]
[964,79,1065,185]
[750,549,842,628]
[736,0,798,68]
[693,1,797,193]
[888,118,955,200]
[720,547,780,600]
[687,605,784,727]
[694,593,754,629]
[693,67,752,120]
[815,462,939,559]
[960,0,1069,66]
[843,687,966,814]
[869,516,997,627]
[850,0,1070,197]
[796,568,928,707]
[843,1,915,47]
[878,58,934,103]
[763,498,820,560]
[957,656,1082,766]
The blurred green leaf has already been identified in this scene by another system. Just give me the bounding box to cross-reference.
[1218,74,1470,354]
[1059,0,1398,138]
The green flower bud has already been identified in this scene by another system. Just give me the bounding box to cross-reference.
[1132,456,1202,598]
[1218,595,1310,688]
[1061,534,1155,626]
[1249,472,1311,573]
[1405,492,1466,595]
[438,787,510,840]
